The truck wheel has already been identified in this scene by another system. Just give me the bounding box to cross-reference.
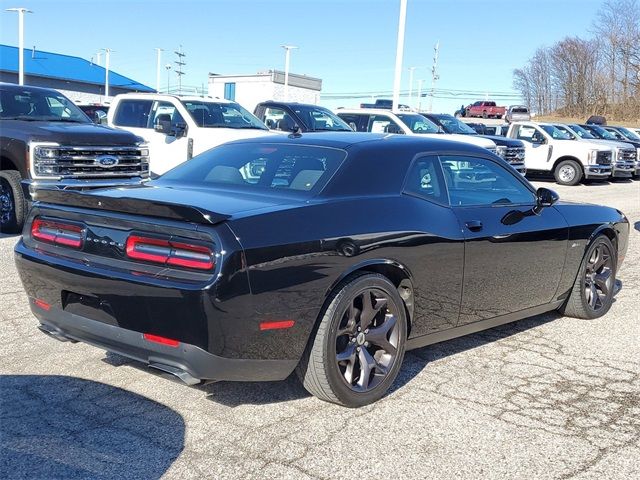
[482,111,488,119]
[296,273,407,407]
[0,170,26,234]
[554,160,583,186]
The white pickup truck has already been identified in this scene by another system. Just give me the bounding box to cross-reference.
[506,121,613,185]
[107,94,271,176]
[335,109,497,152]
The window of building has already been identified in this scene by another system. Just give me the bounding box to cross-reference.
[224,83,236,101]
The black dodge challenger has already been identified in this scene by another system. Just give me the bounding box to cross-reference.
[15,133,629,407]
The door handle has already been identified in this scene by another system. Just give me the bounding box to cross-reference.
[465,220,483,232]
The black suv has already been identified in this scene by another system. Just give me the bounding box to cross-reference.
[254,101,352,133]
[0,83,148,233]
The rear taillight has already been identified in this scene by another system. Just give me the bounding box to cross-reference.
[125,235,215,271]
[31,218,84,249]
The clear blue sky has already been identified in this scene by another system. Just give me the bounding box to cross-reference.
[0,0,606,113]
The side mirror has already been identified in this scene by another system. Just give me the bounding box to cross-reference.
[93,110,108,125]
[171,122,188,138]
[154,118,172,134]
[437,126,445,134]
[536,187,559,210]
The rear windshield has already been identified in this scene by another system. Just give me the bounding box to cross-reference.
[511,107,529,113]
[157,143,346,198]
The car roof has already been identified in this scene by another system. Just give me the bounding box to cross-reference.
[335,108,417,116]
[0,82,61,94]
[259,101,329,108]
[113,93,235,103]
[224,131,490,154]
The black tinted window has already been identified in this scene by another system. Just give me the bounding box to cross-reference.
[404,156,446,205]
[440,156,534,206]
[113,100,153,128]
[157,143,346,197]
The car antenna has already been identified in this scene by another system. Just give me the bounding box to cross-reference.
[288,125,303,138]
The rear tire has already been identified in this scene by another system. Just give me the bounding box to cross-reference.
[554,160,583,186]
[0,170,26,234]
[559,235,617,319]
[296,273,407,407]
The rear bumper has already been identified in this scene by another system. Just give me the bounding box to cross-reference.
[30,302,297,383]
[584,165,612,179]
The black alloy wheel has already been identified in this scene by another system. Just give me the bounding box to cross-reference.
[560,235,617,319]
[297,273,407,407]
[334,288,401,393]
[583,242,614,312]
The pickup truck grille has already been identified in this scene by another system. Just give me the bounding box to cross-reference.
[503,146,526,164]
[32,145,149,179]
[618,149,637,163]
[596,151,612,165]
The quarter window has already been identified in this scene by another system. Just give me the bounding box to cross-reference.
[404,156,447,205]
[440,156,535,207]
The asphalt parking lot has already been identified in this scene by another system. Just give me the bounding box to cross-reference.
[1,179,638,480]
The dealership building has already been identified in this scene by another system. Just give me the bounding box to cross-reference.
[208,70,322,111]
[0,44,154,103]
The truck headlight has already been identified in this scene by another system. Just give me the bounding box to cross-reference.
[496,146,507,158]
[30,142,62,178]
[587,149,599,164]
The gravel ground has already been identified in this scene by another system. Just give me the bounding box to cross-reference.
[1,179,638,480]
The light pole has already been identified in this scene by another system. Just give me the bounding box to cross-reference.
[408,66,417,108]
[155,48,163,93]
[417,79,424,111]
[103,48,112,98]
[392,0,408,110]
[281,45,298,101]
[5,7,33,85]
[165,64,172,93]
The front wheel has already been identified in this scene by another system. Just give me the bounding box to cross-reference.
[296,273,407,407]
[0,170,26,234]
[554,160,583,186]
[559,235,617,319]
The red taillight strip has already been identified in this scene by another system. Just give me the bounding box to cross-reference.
[126,235,215,271]
[259,320,295,331]
[143,333,180,347]
[34,298,51,311]
[31,218,83,249]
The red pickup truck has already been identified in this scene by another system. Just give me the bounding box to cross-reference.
[465,101,505,119]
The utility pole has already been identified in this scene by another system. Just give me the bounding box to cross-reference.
[6,7,33,85]
[281,45,298,101]
[392,0,408,111]
[408,66,417,108]
[417,79,424,111]
[165,64,172,93]
[174,45,186,95]
[428,41,439,113]
[103,48,112,98]
[155,48,163,93]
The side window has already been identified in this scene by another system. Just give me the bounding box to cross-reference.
[440,156,535,207]
[113,100,153,128]
[262,107,287,130]
[336,114,363,132]
[369,115,402,134]
[404,155,446,205]
[150,101,185,128]
[514,125,543,143]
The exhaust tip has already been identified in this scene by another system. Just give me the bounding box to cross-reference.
[148,362,201,386]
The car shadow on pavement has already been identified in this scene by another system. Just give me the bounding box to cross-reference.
[390,311,560,395]
[0,232,19,239]
[0,375,185,480]
[634,221,640,232]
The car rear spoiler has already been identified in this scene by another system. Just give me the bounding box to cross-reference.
[32,188,231,225]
